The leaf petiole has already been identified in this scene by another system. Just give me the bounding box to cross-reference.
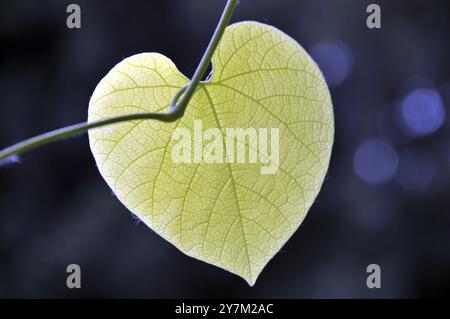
[0,0,238,162]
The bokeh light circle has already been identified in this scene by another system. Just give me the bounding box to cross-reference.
[310,40,353,87]
[353,138,399,185]
[400,88,445,137]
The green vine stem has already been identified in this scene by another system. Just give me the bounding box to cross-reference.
[0,0,238,162]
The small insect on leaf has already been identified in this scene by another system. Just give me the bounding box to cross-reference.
[88,21,334,285]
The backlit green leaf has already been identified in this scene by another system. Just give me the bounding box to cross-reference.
[88,21,334,285]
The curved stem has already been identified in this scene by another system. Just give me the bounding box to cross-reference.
[0,112,176,161]
[0,0,238,162]
[173,0,237,114]
[170,84,189,109]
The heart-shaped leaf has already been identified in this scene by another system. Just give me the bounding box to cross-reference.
[88,21,334,285]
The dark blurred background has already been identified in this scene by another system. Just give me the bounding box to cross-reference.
[1,0,450,298]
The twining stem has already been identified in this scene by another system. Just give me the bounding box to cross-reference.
[0,0,238,162]
[173,0,237,113]
[0,113,176,162]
